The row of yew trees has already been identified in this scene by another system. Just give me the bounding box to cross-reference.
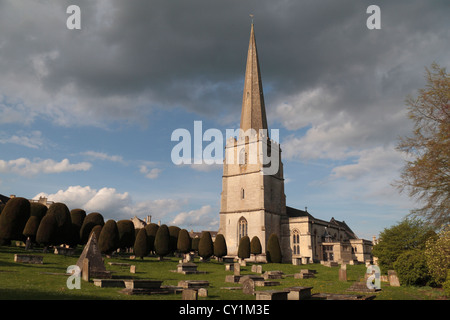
[0,197,283,262]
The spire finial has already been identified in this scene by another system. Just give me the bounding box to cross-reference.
[249,14,254,24]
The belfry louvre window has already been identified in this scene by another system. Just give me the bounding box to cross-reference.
[238,217,248,241]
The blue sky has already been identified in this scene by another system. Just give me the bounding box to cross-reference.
[0,1,449,240]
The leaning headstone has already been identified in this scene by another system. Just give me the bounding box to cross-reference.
[76,232,110,279]
[242,278,255,295]
[388,270,400,287]
[182,289,198,300]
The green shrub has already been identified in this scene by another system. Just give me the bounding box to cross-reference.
[80,212,105,244]
[134,228,149,259]
[198,231,214,261]
[177,229,191,254]
[0,197,30,241]
[214,234,227,259]
[267,233,282,263]
[98,220,120,255]
[154,224,170,259]
[425,226,450,285]
[117,220,135,249]
[238,236,250,260]
[394,250,431,286]
[443,270,450,297]
[250,236,262,255]
[144,223,159,252]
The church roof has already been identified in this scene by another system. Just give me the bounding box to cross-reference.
[239,23,268,135]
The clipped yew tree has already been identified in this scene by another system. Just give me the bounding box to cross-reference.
[191,237,200,253]
[267,233,282,263]
[47,203,72,245]
[168,225,181,254]
[117,219,135,250]
[69,209,86,246]
[250,236,262,255]
[90,224,102,241]
[177,229,192,254]
[134,228,149,259]
[80,212,105,244]
[144,223,159,252]
[198,231,214,261]
[154,224,170,260]
[36,214,57,247]
[0,197,30,241]
[98,220,120,255]
[238,236,251,260]
[23,202,48,242]
[214,233,227,260]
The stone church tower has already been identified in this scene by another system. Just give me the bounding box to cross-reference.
[218,23,286,257]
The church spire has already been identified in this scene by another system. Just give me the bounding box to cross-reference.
[239,23,268,135]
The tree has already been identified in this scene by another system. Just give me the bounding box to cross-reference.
[238,236,251,260]
[145,223,159,253]
[395,63,450,227]
[90,224,102,242]
[0,197,30,241]
[425,226,450,285]
[191,237,200,252]
[69,209,86,246]
[154,224,170,260]
[23,203,47,242]
[177,229,191,254]
[134,228,149,259]
[98,220,120,255]
[80,212,105,244]
[198,231,214,261]
[372,218,435,273]
[36,214,57,247]
[46,203,72,245]
[168,225,181,254]
[117,220,135,250]
[213,234,227,260]
[267,233,282,263]
[250,236,262,255]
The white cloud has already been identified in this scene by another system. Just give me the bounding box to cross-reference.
[171,205,218,229]
[139,165,162,179]
[0,157,91,176]
[0,130,45,149]
[34,186,187,222]
[81,150,125,164]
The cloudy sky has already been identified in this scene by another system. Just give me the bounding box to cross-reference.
[0,0,449,239]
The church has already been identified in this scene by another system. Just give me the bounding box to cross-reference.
[217,23,373,264]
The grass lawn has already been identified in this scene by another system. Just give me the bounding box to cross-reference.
[0,244,447,300]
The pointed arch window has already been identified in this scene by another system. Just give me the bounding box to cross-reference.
[292,229,300,256]
[239,148,247,166]
[238,217,248,241]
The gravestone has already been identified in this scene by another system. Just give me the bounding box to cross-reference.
[242,278,255,295]
[339,268,347,281]
[76,232,110,279]
[198,288,208,297]
[82,258,90,282]
[251,265,263,273]
[286,286,313,300]
[255,290,288,300]
[14,254,43,264]
[388,270,400,287]
[182,289,198,300]
[234,263,241,276]
[225,263,234,271]
[130,265,136,273]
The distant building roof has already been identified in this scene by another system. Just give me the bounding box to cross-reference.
[0,194,10,204]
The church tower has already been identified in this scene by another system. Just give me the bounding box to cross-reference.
[218,23,286,257]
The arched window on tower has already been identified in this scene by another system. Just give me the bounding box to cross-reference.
[292,229,300,256]
[239,148,247,166]
[241,188,245,199]
[238,217,248,241]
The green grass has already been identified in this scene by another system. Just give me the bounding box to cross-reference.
[0,245,447,300]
